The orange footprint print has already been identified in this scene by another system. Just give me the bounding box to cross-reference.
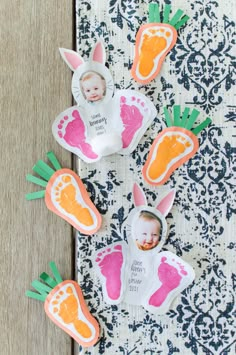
[26,262,100,347]
[26,151,102,235]
[131,3,189,84]
[142,105,212,185]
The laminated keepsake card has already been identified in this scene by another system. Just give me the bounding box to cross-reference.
[74,1,236,354]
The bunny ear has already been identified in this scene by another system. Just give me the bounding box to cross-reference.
[59,48,84,71]
[156,190,175,217]
[133,183,147,207]
[90,41,106,64]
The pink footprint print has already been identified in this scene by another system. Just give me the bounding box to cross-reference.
[148,256,188,307]
[96,245,124,301]
[58,110,98,159]
[120,96,145,148]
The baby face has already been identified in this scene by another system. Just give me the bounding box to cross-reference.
[81,75,105,102]
[135,218,161,250]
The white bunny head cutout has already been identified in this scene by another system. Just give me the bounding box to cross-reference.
[52,41,157,163]
[128,183,175,253]
[59,41,114,106]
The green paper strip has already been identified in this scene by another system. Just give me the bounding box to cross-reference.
[36,160,55,179]
[149,3,157,23]
[49,261,63,284]
[180,107,190,128]
[163,4,171,24]
[32,164,51,181]
[32,280,52,294]
[169,9,184,27]
[175,15,190,30]
[25,290,46,302]
[26,174,48,188]
[40,272,58,289]
[153,3,160,23]
[185,109,200,130]
[192,117,212,135]
[173,105,181,127]
[47,151,62,171]
[163,107,173,127]
[25,190,46,200]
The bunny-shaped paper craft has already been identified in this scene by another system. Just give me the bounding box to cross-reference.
[52,41,157,163]
[94,183,195,314]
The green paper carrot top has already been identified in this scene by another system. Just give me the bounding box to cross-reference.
[131,2,189,84]
[26,151,102,235]
[26,262,100,347]
[142,105,212,185]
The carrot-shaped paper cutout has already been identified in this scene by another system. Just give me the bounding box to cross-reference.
[26,151,102,235]
[26,262,100,347]
[131,3,189,84]
[142,106,212,185]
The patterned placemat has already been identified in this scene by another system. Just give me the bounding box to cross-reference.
[75,1,236,354]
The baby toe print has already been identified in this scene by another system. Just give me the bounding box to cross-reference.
[139,28,170,77]
[45,169,102,235]
[53,108,98,162]
[143,251,195,314]
[53,175,93,226]
[143,128,198,185]
[132,24,177,84]
[119,94,154,152]
[95,244,125,304]
[148,133,192,181]
[53,286,92,339]
[45,281,100,347]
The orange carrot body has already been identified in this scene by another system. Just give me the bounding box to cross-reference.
[44,280,100,347]
[131,23,177,84]
[142,127,199,185]
[45,168,102,235]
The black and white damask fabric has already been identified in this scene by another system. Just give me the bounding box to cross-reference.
[76,1,236,354]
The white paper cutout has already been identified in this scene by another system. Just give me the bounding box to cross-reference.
[52,41,157,163]
[94,183,195,314]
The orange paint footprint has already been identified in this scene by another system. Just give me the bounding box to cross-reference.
[132,24,177,84]
[143,106,212,185]
[26,262,100,347]
[46,281,98,346]
[131,3,189,84]
[26,152,102,235]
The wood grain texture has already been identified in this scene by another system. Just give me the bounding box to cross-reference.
[0,1,74,354]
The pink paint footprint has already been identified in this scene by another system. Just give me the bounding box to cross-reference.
[95,245,124,301]
[58,110,98,159]
[148,256,188,307]
[120,96,145,148]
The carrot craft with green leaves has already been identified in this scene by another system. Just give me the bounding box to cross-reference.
[142,105,212,185]
[26,262,100,347]
[131,3,189,84]
[26,151,101,235]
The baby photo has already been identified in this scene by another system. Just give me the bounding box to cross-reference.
[132,210,162,251]
[80,71,106,103]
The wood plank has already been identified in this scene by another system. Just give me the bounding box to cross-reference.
[0,1,74,354]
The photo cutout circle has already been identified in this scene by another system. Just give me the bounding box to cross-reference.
[72,62,114,107]
[129,206,167,254]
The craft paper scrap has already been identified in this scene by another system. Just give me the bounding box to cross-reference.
[25,151,102,235]
[94,183,195,314]
[131,2,189,84]
[26,262,100,347]
[142,105,212,185]
[52,40,157,163]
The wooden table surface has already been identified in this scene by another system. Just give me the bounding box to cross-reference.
[0,1,75,354]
